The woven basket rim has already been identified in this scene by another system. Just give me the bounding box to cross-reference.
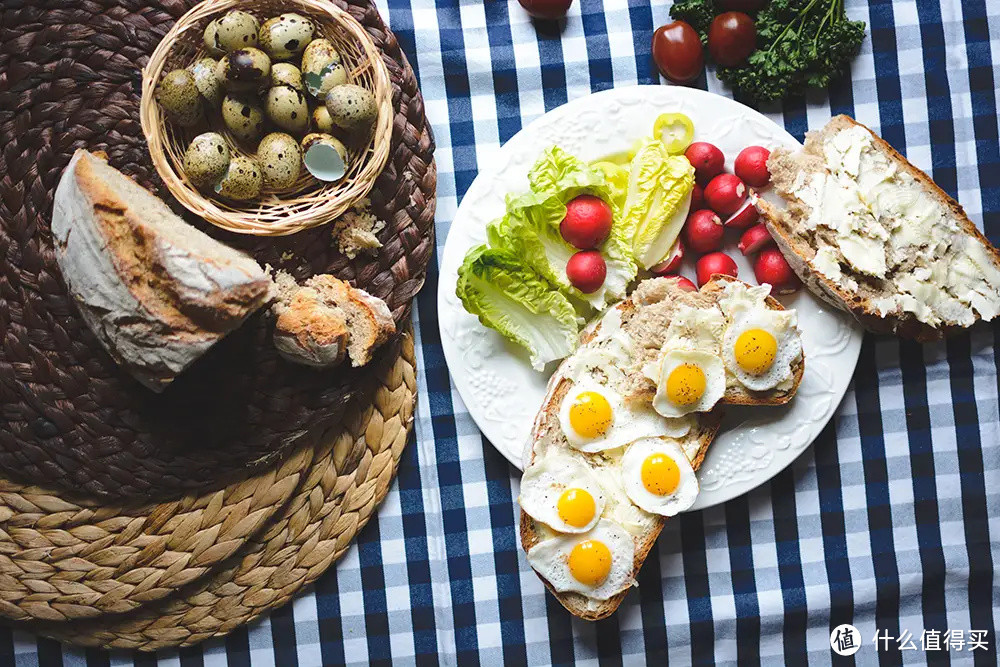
[140,0,393,236]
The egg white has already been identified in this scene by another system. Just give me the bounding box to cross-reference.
[519,454,606,534]
[722,309,802,391]
[558,381,682,453]
[648,349,726,418]
[621,437,699,516]
[525,520,636,600]
[715,281,773,318]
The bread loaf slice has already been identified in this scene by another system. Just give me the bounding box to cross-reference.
[51,150,273,391]
[759,115,1000,341]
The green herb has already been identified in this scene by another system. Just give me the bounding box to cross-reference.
[668,0,866,104]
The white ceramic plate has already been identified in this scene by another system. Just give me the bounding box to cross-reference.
[438,85,863,510]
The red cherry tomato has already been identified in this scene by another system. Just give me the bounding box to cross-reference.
[708,12,757,67]
[517,0,573,20]
[652,21,704,84]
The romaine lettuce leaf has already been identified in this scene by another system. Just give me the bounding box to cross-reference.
[456,245,580,371]
[620,139,695,269]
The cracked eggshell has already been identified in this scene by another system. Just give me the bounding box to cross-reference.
[221,93,266,144]
[187,57,223,108]
[203,19,225,57]
[215,155,263,201]
[156,69,202,127]
[302,133,348,182]
[183,132,231,188]
[324,84,377,131]
[312,105,334,133]
[265,85,309,135]
[214,10,259,52]
[270,62,304,92]
[301,39,345,98]
[259,13,315,61]
[257,132,302,189]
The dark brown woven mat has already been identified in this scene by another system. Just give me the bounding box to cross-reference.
[0,0,435,501]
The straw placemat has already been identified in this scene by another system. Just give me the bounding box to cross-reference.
[0,0,435,502]
[18,326,416,650]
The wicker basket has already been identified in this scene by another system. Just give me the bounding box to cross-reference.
[140,0,392,236]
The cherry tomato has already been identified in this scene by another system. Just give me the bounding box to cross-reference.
[517,0,573,20]
[652,21,704,84]
[717,0,766,11]
[653,113,695,154]
[708,12,757,67]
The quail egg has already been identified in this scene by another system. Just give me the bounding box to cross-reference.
[219,47,271,92]
[186,57,223,108]
[312,105,334,133]
[215,155,263,201]
[265,85,309,134]
[270,62,304,92]
[301,39,346,99]
[183,132,230,188]
[214,10,259,53]
[325,84,377,131]
[221,93,265,143]
[257,132,302,189]
[258,13,315,61]
[156,69,202,127]
[300,39,340,72]
[203,19,224,57]
[301,132,348,182]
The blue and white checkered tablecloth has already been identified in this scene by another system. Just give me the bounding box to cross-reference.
[3,0,998,664]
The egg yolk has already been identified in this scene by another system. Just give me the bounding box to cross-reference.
[734,329,778,375]
[665,363,706,406]
[641,453,680,496]
[568,539,612,586]
[557,488,596,528]
[568,391,613,439]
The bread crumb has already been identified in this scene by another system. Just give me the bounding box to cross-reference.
[332,199,386,259]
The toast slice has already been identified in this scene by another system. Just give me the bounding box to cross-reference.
[519,275,802,620]
[758,115,1000,342]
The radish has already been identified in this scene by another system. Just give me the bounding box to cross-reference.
[690,182,705,210]
[683,209,724,253]
[753,248,801,293]
[723,197,759,229]
[650,238,684,275]
[696,252,738,286]
[561,195,613,249]
[734,146,771,187]
[684,142,725,184]
[566,250,607,293]
[704,173,747,216]
[664,275,698,292]
[738,223,775,255]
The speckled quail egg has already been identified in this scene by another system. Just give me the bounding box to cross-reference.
[257,132,302,189]
[214,10,259,52]
[270,62,304,92]
[301,132,348,182]
[325,84,376,131]
[265,85,309,134]
[221,93,265,143]
[258,13,314,61]
[301,39,346,99]
[219,47,271,92]
[215,155,262,201]
[182,132,230,188]
[186,58,223,108]
[311,105,334,133]
[203,19,224,56]
[156,69,202,127]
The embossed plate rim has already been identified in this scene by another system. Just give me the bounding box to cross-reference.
[437,85,863,510]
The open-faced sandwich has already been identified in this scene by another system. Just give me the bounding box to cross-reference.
[519,275,804,620]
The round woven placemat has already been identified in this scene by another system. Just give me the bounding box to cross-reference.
[0,0,435,501]
[23,325,416,650]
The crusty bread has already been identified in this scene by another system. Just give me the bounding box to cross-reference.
[51,150,273,391]
[759,115,1000,342]
[305,275,395,367]
[519,276,802,620]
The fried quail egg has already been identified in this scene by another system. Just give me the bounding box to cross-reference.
[525,520,635,600]
[520,454,605,534]
[647,349,726,418]
[621,437,699,516]
[557,381,679,453]
[722,309,801,391]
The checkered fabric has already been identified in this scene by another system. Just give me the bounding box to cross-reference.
[2,0,998,664]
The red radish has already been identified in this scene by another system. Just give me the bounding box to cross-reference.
[754,248,801,293]
[560,195,613,249]
[734,146,771,187]
[738,223,775,255]
[650,238,684,275]
[696,252,738,286]
[517,0,573,20]
[683,209,724,253]
[566,250,607,293]
[704,173,747,216]
[665,275,698,292]
[724,198,759,229]
[684,142,725,184]
[691,182,705,210]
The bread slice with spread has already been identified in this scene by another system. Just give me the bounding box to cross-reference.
[757,115,1000,341]
[519,275,805,620]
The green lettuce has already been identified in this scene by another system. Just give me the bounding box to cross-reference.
[456,245,580,371]
[620,139,694,269]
